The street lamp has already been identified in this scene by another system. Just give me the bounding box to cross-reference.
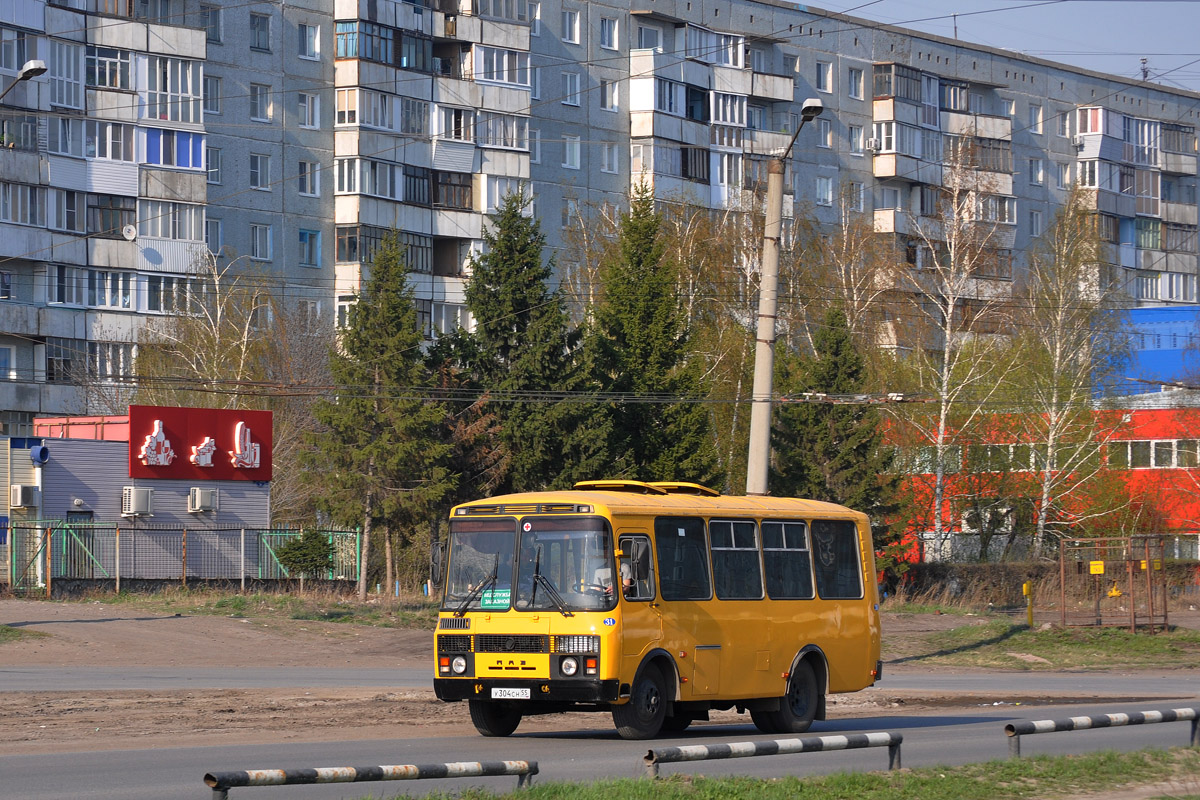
[0,59,47,104]
[745,97,824,496]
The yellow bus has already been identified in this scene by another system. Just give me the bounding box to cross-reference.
[432,480,882,740]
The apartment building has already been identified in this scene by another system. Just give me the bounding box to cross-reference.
[0,0,1197,432]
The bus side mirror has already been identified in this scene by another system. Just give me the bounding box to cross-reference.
[430,541,447,591]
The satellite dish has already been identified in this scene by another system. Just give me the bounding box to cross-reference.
[122,224,137,241]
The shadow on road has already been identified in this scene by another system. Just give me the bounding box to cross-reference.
[5,616,184,627]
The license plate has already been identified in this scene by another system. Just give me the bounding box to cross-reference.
[491,688,530,700]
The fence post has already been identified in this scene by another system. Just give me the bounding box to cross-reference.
[181,528,187,587]
[1009,732,1021,759]
[115,527,120,594]
[240,529,246,593]
[1192,718,1200,747]
[45,526,52,599]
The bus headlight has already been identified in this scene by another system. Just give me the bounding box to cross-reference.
[560,656,579,677]
[452,656,468,674]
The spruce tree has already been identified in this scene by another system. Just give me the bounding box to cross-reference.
[592,184,721,485]
[772,307,901,561]
[460,192,608,492]
[307,232,455,598]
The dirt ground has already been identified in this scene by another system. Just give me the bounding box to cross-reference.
[0,600,1194,757]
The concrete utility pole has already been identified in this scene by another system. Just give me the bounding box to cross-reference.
[745,97,824,496]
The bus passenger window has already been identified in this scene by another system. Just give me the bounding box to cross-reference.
[709,519,763,599]
[812,519,863,599]
[618,535,655,601]
[762,520,813,599]
[654,517,711,601]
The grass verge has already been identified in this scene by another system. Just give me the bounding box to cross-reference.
[358,748,1200,800]
[0,624,47,643]
[77,588,438,629]
[904,618,1200,669]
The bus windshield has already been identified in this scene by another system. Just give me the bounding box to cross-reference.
[443,517,616,613]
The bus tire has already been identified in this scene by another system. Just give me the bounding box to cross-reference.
[612,664,667,739]
[750,708,780,733]
[770,660,820,734]
[468,699,522,737]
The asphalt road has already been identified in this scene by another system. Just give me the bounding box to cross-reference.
[3,677,1200,799]
[4,666,1197,696]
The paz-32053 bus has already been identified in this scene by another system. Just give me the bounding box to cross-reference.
[432,480,882,739]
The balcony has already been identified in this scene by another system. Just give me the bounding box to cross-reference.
[745,128,790,157]
[941,111,1011,141]
[873,152,941,185]
[1078,188,1136,219]
[1161,150,1198,176]
[750,71,793,103]
[873,209,913,235]
[1162,200,1198,226]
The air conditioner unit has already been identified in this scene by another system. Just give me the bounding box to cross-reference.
[121,486,154,517]
[10,484,38,508]
[188,487,218,513]
[866,137,881,152]
[444,15,456,36]
[1072,134,1085,149]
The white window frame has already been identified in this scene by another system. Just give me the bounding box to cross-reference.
[817,118,832,149]
[1029,103,1043,134]
[600,141,617,173]
[250,83,272,122]
[250,223,272,260]
[848,124,864,155]
[203,75,221,114]
[562,71,580,106]
[561,9,579,44]
[563,134,580,169]
[815,174,834,206]
[600,79,617,111]
[205,218,222,255]
[249,153,271,191]
[298,23,319,60]
[1028,158,1043,186]
[848,67,863,100]
[206,147,221,184]
[298,92,319,129]
[599,17,617,50]
[816,61,832,93]
[250,12,271,52]
[298,228,321,267]
[298,160,319,196]
[529,1,541,36]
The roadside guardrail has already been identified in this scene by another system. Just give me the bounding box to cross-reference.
[643,731,903,778]
[1005,707,1200,758]
[203,760,538,798]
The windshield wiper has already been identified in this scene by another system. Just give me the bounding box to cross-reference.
[531,546,573,617]
[453,554,499,617]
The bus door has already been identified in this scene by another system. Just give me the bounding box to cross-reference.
[653,517,722,697]
[618,533,660,658]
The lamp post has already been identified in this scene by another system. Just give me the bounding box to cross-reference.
[0,60,47,104]
[745,97,824,496]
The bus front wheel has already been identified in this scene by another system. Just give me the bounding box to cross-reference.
[468,699,522,737]
[752,660,819,734]
[612,665,667,739]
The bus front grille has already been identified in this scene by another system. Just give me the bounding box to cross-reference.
[475,634,548,653]
[438,634,472,652]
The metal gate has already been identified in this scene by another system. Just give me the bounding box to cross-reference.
[1059,535,1169,631]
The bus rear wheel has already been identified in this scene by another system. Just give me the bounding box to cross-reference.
[753,660,819,734]
[468,699,522,737]
[612,665,667,739]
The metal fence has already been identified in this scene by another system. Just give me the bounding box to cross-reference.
[7,522,360,595]
[917,531,1200,563]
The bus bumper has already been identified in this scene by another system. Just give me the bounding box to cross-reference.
[434,678,621,703]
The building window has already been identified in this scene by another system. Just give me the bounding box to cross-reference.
[529,129,541,163]
[561,197,580,229]
[51,189,84,233]
[50,40,83,110]
[815,175,833,206]
[203,75,221,114]
[816,118,832,148]
[85,46,131,90]
[207,147,221,184]
[848,66,863,99]
[250,224,272,260]
[298,92,319,128]
[637,24,661,50]
[848,125,864,155]
[86,194,135,237]
[336,87,357,124]
[0,28,27,74]
[145,129,204,169]
[530,66,541,99]
[298,229,321,267]
[250,84,271,122]
[1029,103,1042,134]
[249,154,271,190]
[601,142,618,173]
[477,112,529,150]
[1056,110,1069,137]
[561,9,579,43]
[144,56,202,123]
[600,79,617,111]
[205,218,222,255]
[250,13,271,51]
[200,4,221,42]
[563,134,580,169]
[1029,209,1043,237]
[298,23,319,59]
[529,1,541,34]
[438,106,474,140]
[298,161,319,196]
[816,61,832,93]
[1168,272,1197,302]
[1056,162,1070,190]
[475,46,530,87]
[0,345,13,380]
[849,181,865,212]
[48,118,84,157]
[562,71,580,106]
[45,337,83,383]
[1028,158,1043,185]
[433,171,472,210]
[600,17,617,49]
[138,199,204,240]
[401,97,428,135]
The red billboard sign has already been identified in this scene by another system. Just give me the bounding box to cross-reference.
[127,405,273,481]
